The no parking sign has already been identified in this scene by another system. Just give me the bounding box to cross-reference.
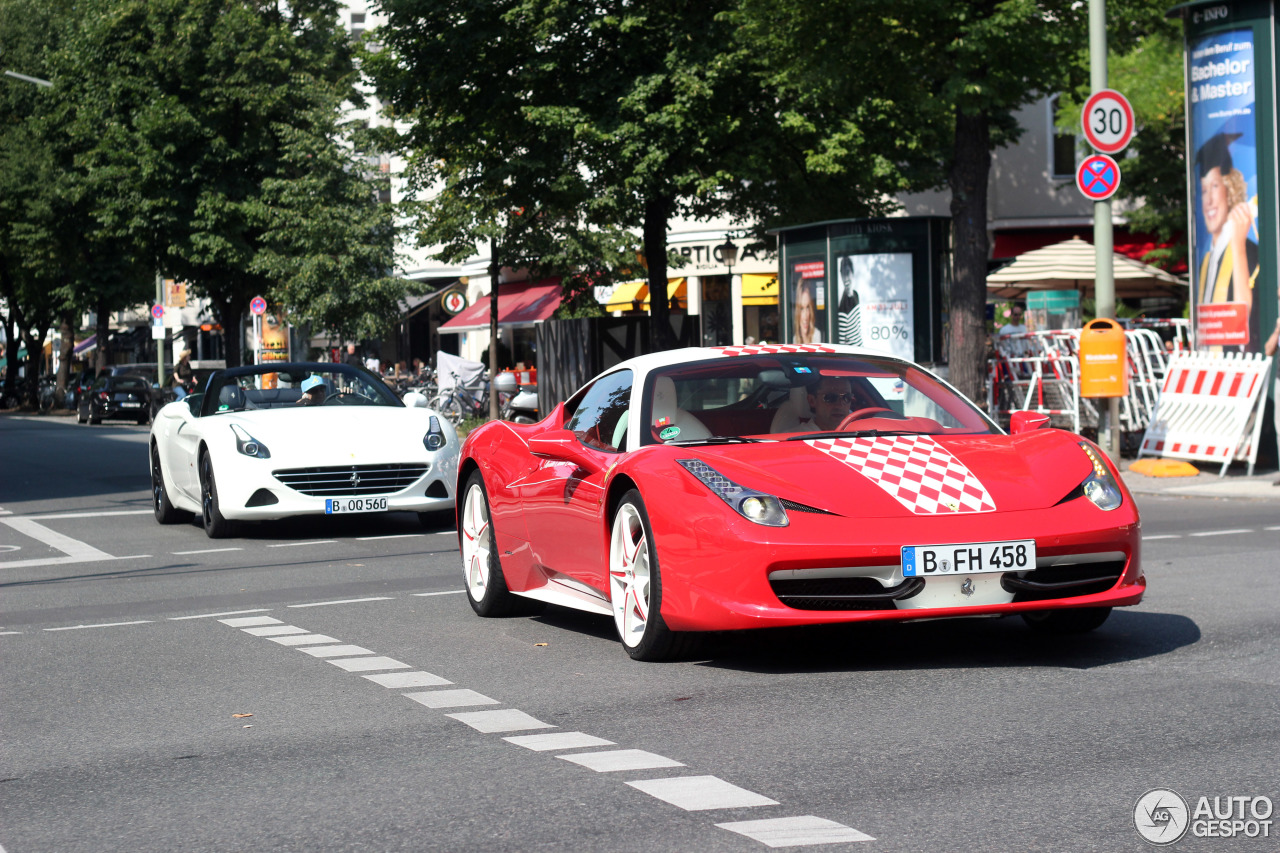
[1077,154,1121,201]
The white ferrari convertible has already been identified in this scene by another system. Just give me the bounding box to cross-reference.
[149,362,459,537]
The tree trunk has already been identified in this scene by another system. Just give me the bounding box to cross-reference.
[947,109,992,405]
[20,327,47,407]
[55,309,75,406]
[95,297,110,373]
[643,195,674,353]
[1,299,16,405]
[215,295,247,367]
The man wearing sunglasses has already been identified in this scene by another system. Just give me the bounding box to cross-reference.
[805,377,856,431]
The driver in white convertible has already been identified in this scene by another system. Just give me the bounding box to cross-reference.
[297,374,327,406]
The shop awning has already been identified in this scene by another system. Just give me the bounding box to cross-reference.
[73,335,97,356]
[438,279,563,333]
[602,279,688,312]
[741,274,779,306]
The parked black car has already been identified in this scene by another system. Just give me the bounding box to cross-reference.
[77,373,153,424]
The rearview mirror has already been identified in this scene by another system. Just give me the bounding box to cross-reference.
[1009,410,1051,434]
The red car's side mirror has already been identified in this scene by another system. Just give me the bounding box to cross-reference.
[1009,410,1052,434]
[527,428,597,470]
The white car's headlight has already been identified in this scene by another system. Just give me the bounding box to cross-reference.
[1078,442,1122,511]
[230,424,270,459]
[423,416,447,451]
[678,459,789,527]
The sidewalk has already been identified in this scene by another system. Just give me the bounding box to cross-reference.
[1120,461,1280,502]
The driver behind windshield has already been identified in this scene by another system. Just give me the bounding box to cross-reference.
[804,376,854,431]
[298,374,327,406]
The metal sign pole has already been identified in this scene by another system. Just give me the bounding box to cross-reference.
[1090,0,1120,461]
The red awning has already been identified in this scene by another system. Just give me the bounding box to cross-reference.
[992,229,1186,275]
[438,279,563,332]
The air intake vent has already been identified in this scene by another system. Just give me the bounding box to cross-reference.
[779,499,835,515]
[272,464,428,496]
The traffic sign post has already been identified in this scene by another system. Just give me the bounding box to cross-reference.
[1081,89,1135,155]
[249,296,267,366]
[1076,154,1121,201]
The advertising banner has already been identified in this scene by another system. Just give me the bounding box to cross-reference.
[788,259,826,344]
[835,253,915,361]
[1188,28,1262,350]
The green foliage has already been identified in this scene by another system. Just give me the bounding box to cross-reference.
[46,0,401,364]
[1055,12,1187,268]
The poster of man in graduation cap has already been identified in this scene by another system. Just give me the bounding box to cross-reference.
[1188,29,1262,352]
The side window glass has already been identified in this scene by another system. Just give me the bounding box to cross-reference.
[565,370,633,452]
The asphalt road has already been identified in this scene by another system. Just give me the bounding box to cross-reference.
[2,415,1277,852]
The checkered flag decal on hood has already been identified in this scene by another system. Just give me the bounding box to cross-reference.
[807,435,996,514]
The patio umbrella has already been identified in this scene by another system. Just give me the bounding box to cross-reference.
[987,237,1187,299]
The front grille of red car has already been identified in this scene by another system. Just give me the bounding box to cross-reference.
[272,464,429,496]
[771,576,924,611]
[1001,562,1125,602]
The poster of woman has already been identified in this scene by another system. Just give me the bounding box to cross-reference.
[789,260,825,344]
[1189,29,1262,352]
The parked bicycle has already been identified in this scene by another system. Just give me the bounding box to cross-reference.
[429,370,489,425]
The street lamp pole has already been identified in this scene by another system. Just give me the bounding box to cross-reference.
[2,70,52,88]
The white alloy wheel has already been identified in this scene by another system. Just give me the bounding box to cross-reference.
[610,502,652,648]
[461,482,492,602]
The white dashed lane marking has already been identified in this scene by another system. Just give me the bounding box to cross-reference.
[627,776,779,811]
[717,816,875,847]
[298,644,375,658]
[1190,529,1255,537]
[222,616,283,628]
[43,620,152,632]
[446,709,555,733]
[288,597,395,608]
[560,749,685,773]
[172,547,243,555]
[412,590,466,597]
[363,671,452,688]
[505,732,616,752]
[242,625,308,637]
[268,634,342,646]
[170,609,271,620]
[267,540,337,548]
[404,689,498,709]
[328,656,410,673]
[213,611,875,847]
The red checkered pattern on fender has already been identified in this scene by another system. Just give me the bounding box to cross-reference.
[807,435,996,514]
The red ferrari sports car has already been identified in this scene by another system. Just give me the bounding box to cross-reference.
[456,344,1143,660]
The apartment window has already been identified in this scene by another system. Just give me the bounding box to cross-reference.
[1049,95,1077,179]
[350,12,365,39]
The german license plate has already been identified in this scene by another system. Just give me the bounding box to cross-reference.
[902,539,1036,577]
[121,402,142,408]
[325,497,388,514]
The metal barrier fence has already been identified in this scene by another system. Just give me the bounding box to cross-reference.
[987,320,1189,442]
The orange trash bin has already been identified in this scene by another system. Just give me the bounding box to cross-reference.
[1079,318,1128,398]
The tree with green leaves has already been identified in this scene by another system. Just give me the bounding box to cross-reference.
[371,0,824,353]
[57,0,403,367]
[1057,14,1187,270]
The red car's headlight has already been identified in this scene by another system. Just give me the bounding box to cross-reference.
[1079,442,1122,511]
[677,459,789,527]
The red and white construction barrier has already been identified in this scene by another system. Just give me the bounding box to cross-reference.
[1138,351,1274,476]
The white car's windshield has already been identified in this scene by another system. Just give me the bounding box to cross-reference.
[642,353,997,445]
[203,365,400,415]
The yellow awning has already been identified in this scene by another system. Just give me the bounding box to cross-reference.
[604,280,648,312]
[603,278,688,312]
[741,273,779,305]
[644,278,686,309]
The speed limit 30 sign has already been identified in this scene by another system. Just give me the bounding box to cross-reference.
[1081,89,1134,154]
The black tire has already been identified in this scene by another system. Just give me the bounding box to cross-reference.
[88,406,101,425]
[77,407,87,424]
[1022,606,1112,634]
[459,471,541,617]
[610,490,699,662]
[151,443,190,524]
[199,451,235,539]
